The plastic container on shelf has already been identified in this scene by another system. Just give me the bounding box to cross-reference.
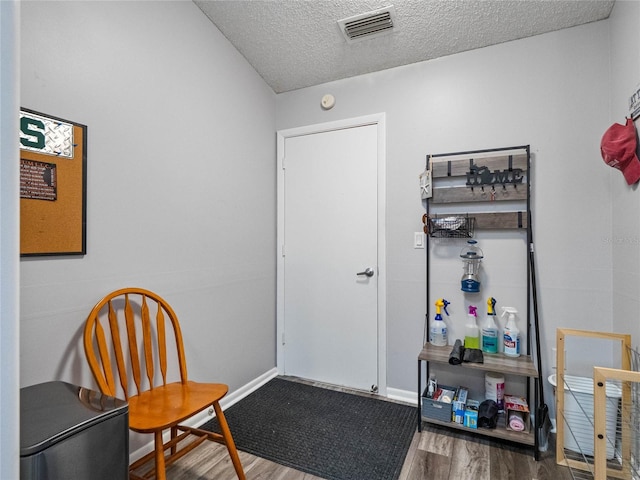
[485,372,505,411]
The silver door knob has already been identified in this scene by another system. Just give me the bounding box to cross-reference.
[356,267,375,277]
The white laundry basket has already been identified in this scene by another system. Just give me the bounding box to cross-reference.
[549,373,621,459]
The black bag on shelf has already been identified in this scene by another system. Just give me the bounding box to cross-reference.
[463,348,484,363]
[478,400,499,429]
[448,339,464,365]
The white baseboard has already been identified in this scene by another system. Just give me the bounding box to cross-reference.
[129,368,278,463]
[386,387,418,405]
[219,368,279,411]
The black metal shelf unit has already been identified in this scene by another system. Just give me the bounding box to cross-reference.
[417,145,542,460]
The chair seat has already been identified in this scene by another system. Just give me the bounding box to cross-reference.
[128,381,229,432]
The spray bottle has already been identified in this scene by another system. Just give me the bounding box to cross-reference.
[429,298,450,347]
[464,305,480,349]
[502,307,521,357]
[427,374,438,398]
[481,297,499,354]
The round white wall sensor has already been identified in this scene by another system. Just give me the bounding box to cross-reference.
[321,94,335,110]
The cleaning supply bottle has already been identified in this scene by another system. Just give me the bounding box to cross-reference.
[464,305,480,349]
[427,374,438,398]
[481,297,499,354]
[429,298,450,347]
[502,307,521,357]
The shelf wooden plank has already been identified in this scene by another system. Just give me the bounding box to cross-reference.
[422,414,535,446]
[427,212,528,231]
[431,184,528,204]
[430,153,528,179]
[418,343,538,377]
[473,212,528,229]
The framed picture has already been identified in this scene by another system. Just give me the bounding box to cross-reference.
[19,108,87,256]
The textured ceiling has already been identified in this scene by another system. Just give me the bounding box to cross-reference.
[194,0,615,93]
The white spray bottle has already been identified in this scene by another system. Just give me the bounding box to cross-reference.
[429,298,450,347]
[501,307,521,357]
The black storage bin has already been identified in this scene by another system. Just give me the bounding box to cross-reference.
[20,381,128,480]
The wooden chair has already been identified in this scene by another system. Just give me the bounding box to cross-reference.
[83,287,246,480]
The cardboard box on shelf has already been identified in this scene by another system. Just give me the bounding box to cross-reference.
[504,394,530,433]
[463,399,480,429]
[452,386,469,424]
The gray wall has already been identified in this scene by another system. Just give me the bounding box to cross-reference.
[276,18,618,408]
[610,1,640,349]
[19,0,277,451]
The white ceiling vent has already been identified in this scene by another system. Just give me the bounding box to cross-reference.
[338,6,397,44]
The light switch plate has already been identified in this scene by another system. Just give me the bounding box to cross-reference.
[414,232,425,249]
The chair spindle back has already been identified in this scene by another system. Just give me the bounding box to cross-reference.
[84,288,188,400]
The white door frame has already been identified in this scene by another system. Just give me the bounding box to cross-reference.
[276,113,387,395]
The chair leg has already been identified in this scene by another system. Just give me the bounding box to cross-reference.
[170,426,178,455]
[154,430,167,480]
[213,402,246,480]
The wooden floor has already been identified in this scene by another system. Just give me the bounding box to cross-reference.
[164,377,577,480]
[165,425,574,480]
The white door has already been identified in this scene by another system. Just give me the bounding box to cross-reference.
[277,115,386,393]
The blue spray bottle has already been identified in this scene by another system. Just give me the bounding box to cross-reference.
[429,298,450,347]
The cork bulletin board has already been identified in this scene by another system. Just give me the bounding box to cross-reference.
[19,108,87,256]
